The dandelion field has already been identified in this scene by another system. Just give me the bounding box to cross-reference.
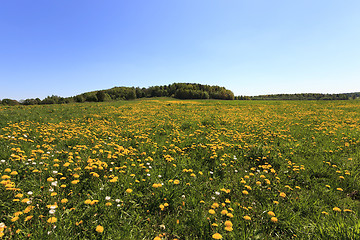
[0,99,360,239]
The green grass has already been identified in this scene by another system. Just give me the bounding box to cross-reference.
[0,99,359,239]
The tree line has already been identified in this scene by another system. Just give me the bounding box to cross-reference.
[1,83,235,106]
[2,84,359,106]
[247,93,355,101]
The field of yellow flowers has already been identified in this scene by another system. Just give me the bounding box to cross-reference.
[0,99,359,239]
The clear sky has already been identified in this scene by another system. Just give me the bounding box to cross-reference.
[1,0,360,100]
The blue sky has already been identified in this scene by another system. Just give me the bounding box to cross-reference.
[1,0,360,100]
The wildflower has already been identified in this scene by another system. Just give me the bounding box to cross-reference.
[333,207,341,212]
[242,190,249,195]
[47,177,54,182]
[212,233,222,239]
[221,210,228,215]
[84,199,92,204]
[243,215,251,221]
[173,179,180,184]
[271,217,278,223]
[225,226,233,231]
[224,220,233,227]
[71,180,79,184]
[126,188,133,193]
[344,209,352,212]
[47,217,57,223]
[95,225,104,233]
[209,209,215,214]
[267,211,275,217]
[25,216,33,221]
[105,202,112,206]
[61,198,68,204]
[227,213,234,218]
[321,211,329,215]
[279,192,286,198]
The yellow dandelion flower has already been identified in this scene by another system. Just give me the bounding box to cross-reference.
[47,217,57,223]
[267,211,275,217]
[209,209,216,214]
[279,192,286,198]
[221,210,228,215]
[243,215,251,221]
[227,213,234,218]
[47,177,54,182]
[61,198,68,204]
[333,207,341,212]
[71,180,79,184]
[224,220,233,227]
[271,217,278,223]
[212,233,222,239]
[95,225,104,233]
[126,188,133,193]
[211,203,219,208]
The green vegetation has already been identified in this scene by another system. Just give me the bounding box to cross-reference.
[3,83,358,106]
[0,99,360,239]
[1,83,235,106]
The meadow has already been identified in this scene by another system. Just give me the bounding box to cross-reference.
[0,99,359,239]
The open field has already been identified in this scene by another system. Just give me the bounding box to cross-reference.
[0,99,360,239]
